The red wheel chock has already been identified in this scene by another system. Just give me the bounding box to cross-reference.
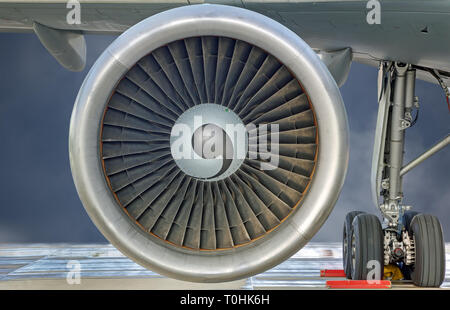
[326,280,391,289]
[320,269,391,288]
[320,269,347,277]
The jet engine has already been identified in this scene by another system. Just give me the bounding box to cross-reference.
[69,4,349,282]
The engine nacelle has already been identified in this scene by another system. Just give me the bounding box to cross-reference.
[69,4,349,282]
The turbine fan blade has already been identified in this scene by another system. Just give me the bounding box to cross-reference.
[100,36,317,250]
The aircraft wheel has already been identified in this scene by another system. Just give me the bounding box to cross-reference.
[343,211,364,278]
[409,214,445,287]
[350,214,384,280]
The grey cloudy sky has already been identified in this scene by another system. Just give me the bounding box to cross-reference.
[0,33,448,244]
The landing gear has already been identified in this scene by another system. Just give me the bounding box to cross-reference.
[342,62,447,287]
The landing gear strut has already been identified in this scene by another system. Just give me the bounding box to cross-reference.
[343,62,447,287]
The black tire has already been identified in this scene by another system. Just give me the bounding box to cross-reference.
[343,211,364,279]
[351,214,384,280]
[409,214,445,287]
[403,210,419,232]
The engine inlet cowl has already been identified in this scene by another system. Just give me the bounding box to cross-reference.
[69,4,349,282]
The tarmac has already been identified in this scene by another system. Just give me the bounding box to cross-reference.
[0,242,448,290]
